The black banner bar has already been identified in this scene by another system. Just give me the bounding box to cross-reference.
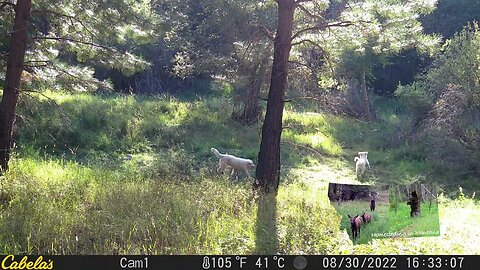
[0,255,477,270]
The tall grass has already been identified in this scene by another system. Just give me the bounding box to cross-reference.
[389,202,440,237]
[332,200,389,245]
[1,157,258,254]
[0,91,477,255]
[0,156,346,254]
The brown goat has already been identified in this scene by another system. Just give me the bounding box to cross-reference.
[348,214,362,241]
[361,211,372,224]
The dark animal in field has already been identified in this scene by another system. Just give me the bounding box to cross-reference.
[407,190,420,217]
[370,197,376,211]
[348,214,362,241]
[361,211,372,224]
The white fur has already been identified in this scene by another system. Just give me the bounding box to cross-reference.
[211,148,255,178]
[354,152,370,177]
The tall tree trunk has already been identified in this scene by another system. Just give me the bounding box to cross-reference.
[359,67,372,121]
[255,0,295,193]
[0,0,32,172]
[242,57,269,124]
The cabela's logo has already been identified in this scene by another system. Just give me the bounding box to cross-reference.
[1,255,53,270]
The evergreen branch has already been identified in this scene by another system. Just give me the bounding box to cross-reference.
[22,89,60,105]
[32,36,114,51]
[24,64,49,68]
[24,60,52,64]
[291,38,322,47]
[32,9,78,20]
[23,60,114,91]
[291,20,358,40]
[31,10,99,40]
[52,65,112,90]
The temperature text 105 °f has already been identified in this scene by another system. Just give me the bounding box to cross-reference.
[202,256,249,269]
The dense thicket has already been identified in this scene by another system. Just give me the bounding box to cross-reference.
[395,24,480,184]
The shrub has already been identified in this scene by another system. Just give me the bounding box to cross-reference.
[396,22,480,108]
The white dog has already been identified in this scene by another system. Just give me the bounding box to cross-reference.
[354,151,370,177]
[211,148,255,178]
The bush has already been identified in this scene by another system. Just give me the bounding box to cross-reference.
[396,22,480,108]
[395,81,434,116]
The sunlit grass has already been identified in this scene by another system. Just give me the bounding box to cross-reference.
[332,200,389,245]
[0,91,477,255]
[389,202,440,236]
[0,157,344,254]
[346,196,480,255]
[282,130,343,156]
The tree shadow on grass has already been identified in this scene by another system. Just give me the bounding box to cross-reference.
[254,192,278,254]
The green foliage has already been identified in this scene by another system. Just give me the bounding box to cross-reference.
[16,89,478,191]
[152,0,275,80]
[429,23,480,104]
[276,181,341,253]
[0,157,257,254]
[393,23,480,186]
[397,23,480,106]
[395,81,435,115]
[3,0,480,255]
[0,157,343,254]
[0,5,13,79]
[0,0,154,92]
[321,0,439,82]
[15,91,263,171]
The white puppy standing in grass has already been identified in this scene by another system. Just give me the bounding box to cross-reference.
[211,148,255,178]
[354,151,370,177]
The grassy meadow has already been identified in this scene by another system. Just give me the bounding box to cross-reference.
[332,200,389,245]
[0,91,479,254]
[389,201,440,238]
